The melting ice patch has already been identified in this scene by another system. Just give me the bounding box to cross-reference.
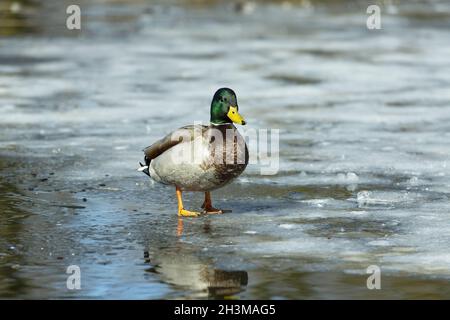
[356,190,428,207]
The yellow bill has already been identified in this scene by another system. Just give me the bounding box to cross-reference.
[227,106,246,125]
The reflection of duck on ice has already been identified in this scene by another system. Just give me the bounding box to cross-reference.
[144,246,248,298]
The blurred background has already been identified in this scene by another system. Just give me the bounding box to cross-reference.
[1,0,450,299]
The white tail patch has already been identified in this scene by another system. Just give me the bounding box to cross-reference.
[137,166,149,172]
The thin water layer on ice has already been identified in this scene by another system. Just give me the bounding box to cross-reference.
[1,0,450,299]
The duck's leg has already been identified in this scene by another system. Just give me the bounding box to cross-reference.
[201,191,223,214]
[176,186,200,217]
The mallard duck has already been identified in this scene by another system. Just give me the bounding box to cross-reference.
[139,88,248,217]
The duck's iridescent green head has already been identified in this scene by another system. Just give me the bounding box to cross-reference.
[210,88,246,125]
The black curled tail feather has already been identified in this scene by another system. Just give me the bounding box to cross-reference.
[138,156,151,177]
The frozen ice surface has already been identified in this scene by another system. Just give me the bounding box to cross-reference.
[2,0,450,299]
